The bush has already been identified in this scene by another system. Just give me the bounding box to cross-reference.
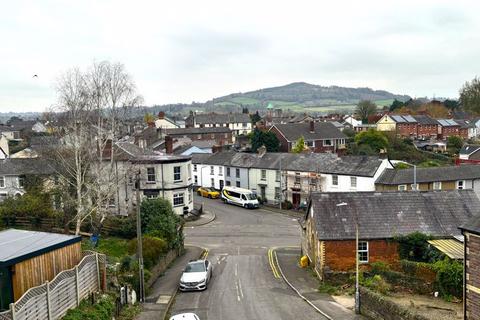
[141,198,183,249]
[370,261,390,273]
[62,294,115,320]
[395,232,441,262]
[282,200,293,210]
[128,236,168,269]
[363,275,391,295]
[103,215,137,239]
[433,258,463,298]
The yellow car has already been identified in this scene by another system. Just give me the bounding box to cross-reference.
[197,187,220,199]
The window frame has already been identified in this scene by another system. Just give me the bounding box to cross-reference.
[261,169,267,181]
[193,164,197,172]
[350,176,357,188]
[456,180,465,190]
[332,175,338,186]
[17,176,25,189]
[358,241,369,263]
[147,167,156,183]
[236,181,241,187]
[173,193,184,207]
[323,139,332,146]
[398,184,407,191]
[174,166,181,182]
[210,166,214,175]
[227,167,231,177]
[0,176,5,188]
[433,181,442,190]
[236,168,240,178]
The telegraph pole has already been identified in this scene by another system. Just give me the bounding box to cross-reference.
[135,170,145,302]
[279,157,282,210]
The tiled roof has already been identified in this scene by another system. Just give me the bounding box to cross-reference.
[272,122,347,141]
[413,115,439,125]
[460,215,480,235]
[0,158,56,175]
[308,190,480,240]
[375,165,480,185]
[460,144,480,156]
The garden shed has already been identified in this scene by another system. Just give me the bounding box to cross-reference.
[0,229,81,311]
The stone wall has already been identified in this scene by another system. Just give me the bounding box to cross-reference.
[146,247,184,288]
[360,287,430,320]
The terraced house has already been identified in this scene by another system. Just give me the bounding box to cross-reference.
[375,165,480,197]
[460,216,480,319]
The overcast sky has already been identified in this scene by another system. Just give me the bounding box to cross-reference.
[1,0,479,112]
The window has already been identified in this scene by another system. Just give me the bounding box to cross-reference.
[210,166,214,175]
[174,166,181,181]
[456,180,465,190]
[261,170,266,180]
[236,168,240,178]
[295,172,301,184]
[226,181,231,186]
[411,183,419,191]
[236,181,241,187]
[18,176,24,188]
[219,167,223,176]
[332,175,338,186]
[0,176,4,188]
[227,168,231,177]
[147,167,156,182]
[350,176,357,188]
[275,187,280,200]
[323,139,332,146]
[193,164,197,172]
[433,181,442,190]
[173,193,184,206]
[276,170,280,182]
[188,190,192,203]
[358,241,368,263]
[305,141,314,147]
[398,184,407,191]
[211,178,215,188]
[144,190,159,199]
[242,123,247,128]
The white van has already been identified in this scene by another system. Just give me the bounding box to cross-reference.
[221,186,259,209]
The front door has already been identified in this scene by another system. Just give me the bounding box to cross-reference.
[292,193,300,208]
[260,186,266,201]
[219,180,224,190]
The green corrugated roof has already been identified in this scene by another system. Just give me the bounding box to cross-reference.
[428,239,464,260]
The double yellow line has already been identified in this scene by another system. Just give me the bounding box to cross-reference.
[268,248,280,279]
[201,248,209,259]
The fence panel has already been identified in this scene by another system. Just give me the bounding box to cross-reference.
[0,252,105,320]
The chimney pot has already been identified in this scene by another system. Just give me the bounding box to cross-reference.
[158,111,165,119]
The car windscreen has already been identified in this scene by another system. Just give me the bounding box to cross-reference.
[247,193,257,200]
[185,262,206,272]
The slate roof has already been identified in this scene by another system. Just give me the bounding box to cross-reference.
[0,125,16,132]
[375,165,480,185]
[0,158,56,175]
[460,215,480,235]
[114,141,157,160]
[460,144,480,156]
[193,113,250,125]
[308,190,480,240]
[272,122,347,141]
[0,229,81,267]
[166,127,231,135]
[390,115,417,123]
[437,119,459,127]
[194,152,383,177]
[413,115,439,125]
[454,119,476,129]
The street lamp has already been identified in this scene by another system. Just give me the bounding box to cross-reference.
[336,202,360,314]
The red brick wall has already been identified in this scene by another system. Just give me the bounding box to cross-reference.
[441,126,460,138]
[313,141,335,153]
[269,126,289,152]
[466,233,480,319]
[397,123,417,137]
[324,239,399,271]
[417,124,438,137]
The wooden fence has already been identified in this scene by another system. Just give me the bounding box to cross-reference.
[0,251,106,320]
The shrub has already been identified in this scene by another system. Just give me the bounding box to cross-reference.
[128,236,168,269]
[62,294,115,320]
[103,215,137,239]
[433,258,463,298]
[370,261,390,274]
[363,275,391,295]
[395,232,440,262]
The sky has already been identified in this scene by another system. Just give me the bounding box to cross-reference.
[1,0,479,112]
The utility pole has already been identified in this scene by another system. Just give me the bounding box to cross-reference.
[355,214,360,314]
[279,157,282,210]
[135,170,145,302]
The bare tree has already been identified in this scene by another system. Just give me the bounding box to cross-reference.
[355,100,377,123]
[51,61,142,235]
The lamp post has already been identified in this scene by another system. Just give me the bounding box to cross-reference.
[336,202,360,314]
[135,170,145,302]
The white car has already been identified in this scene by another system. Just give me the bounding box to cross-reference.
[169,313,200,320]
[179,259,212,291]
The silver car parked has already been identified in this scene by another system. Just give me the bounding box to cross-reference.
[179,259,212,291]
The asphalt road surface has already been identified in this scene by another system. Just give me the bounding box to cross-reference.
[170,195,329,320]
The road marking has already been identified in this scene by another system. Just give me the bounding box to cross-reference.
[268,248,280,279]
[235,263,238,277]
[238,279,244,299]
[201,249,209,259]
[236,282,241,301]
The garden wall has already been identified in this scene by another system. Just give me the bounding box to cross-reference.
[146,247,184,288]
[360,287,430,320]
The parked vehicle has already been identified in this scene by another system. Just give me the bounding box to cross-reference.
[197,187,220,199]
[179,259,212,291]
[221,186,259,209]
[169,313,200,320]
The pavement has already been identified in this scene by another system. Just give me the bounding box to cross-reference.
[274,247,365,320]
[184,210,216,227]
[136,246,204,320]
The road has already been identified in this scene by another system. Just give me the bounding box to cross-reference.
[170,195,328,320]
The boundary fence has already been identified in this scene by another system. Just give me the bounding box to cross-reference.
[0,251,106,320]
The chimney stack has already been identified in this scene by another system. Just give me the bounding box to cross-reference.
[165,135,173,154]
[257,145,267,157]
[309,121,315,133]
[158,111,165,119]
[212,145,223,153]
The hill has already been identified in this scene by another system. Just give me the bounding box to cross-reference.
[213,82,410,111]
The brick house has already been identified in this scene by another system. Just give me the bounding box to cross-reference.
[269,121,347,154]
[165,127,233,145]
[437,119,462,139]
[460,216,480,319]
[413,115,439,138]
[302,190,480,278]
